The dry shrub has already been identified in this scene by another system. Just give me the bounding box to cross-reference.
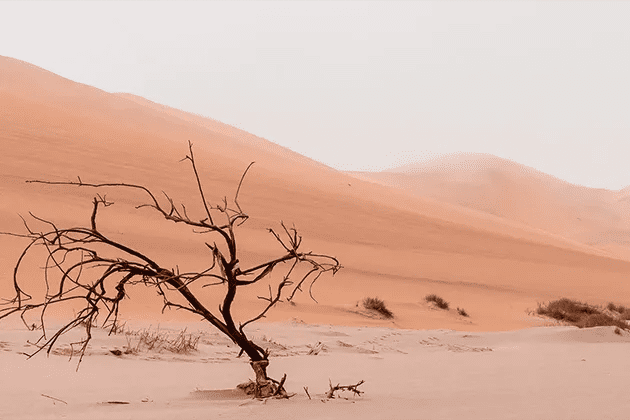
[575,313,628,330]
[607,302,630,320]
[362,297,394,319]
[537,298,629,330]
[425,294,449,310]
[168,329,201,353]
[457,307,469,317]
[607,302,622,313]
[536,298,598,323]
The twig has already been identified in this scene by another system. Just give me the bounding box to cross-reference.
[184,140,214,225]
[41,394,67,405]
[234,162,255,213]
[272,373,288,397]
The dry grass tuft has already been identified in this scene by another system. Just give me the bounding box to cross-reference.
[362,297,394,319]
[104,321,127,335]
[124,328,201,354]
[457,307,469,317]
[425,294,449,310]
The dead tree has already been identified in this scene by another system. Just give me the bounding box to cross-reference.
[0,141,341,398]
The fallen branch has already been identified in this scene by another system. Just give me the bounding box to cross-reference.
[326,379,365,399]
[41,394,67,405]
[307,341,324,355]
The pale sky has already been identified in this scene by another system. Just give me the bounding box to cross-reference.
[1,1,629,189]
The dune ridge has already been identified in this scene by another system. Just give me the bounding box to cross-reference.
[349,152,630,261]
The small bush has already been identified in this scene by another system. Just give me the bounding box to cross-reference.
[457,307,469,317]
[537,298,629,330]
[536,298,598,323]
[362,297,394,319]
[425,294,449,310]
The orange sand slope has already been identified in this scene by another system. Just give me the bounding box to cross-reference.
[349,153,630,260]
[2,55,630,331]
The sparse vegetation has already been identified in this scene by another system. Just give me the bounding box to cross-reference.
[362,297,394,319]
[457,307,469,317]
[536,298,629,330]
[425,294,449,310]
[123,328,201,355]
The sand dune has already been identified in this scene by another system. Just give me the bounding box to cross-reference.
[2,55,630,334]
[349,153,630,260]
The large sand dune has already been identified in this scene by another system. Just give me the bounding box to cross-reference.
[2,55,630,332]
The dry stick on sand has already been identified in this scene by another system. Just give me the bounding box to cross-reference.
[326,380,365,399]
[0,141,341,398]
[41,394,67,405]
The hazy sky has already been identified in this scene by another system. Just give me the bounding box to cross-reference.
[2,1,629,189]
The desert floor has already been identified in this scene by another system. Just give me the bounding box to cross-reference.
[2,319,630,420]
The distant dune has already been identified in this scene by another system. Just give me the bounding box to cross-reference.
[348,153,630,261]
[3,55,630,332]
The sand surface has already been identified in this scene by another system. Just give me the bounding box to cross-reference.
[2,321,630,420]
[3,55,630,418]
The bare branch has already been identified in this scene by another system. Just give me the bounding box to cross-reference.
[234,162,255,213]
[184,140,214,225]
[326,380,365,399]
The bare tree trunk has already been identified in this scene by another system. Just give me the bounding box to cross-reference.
[251,360,274,397]
[237,360,288,398]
